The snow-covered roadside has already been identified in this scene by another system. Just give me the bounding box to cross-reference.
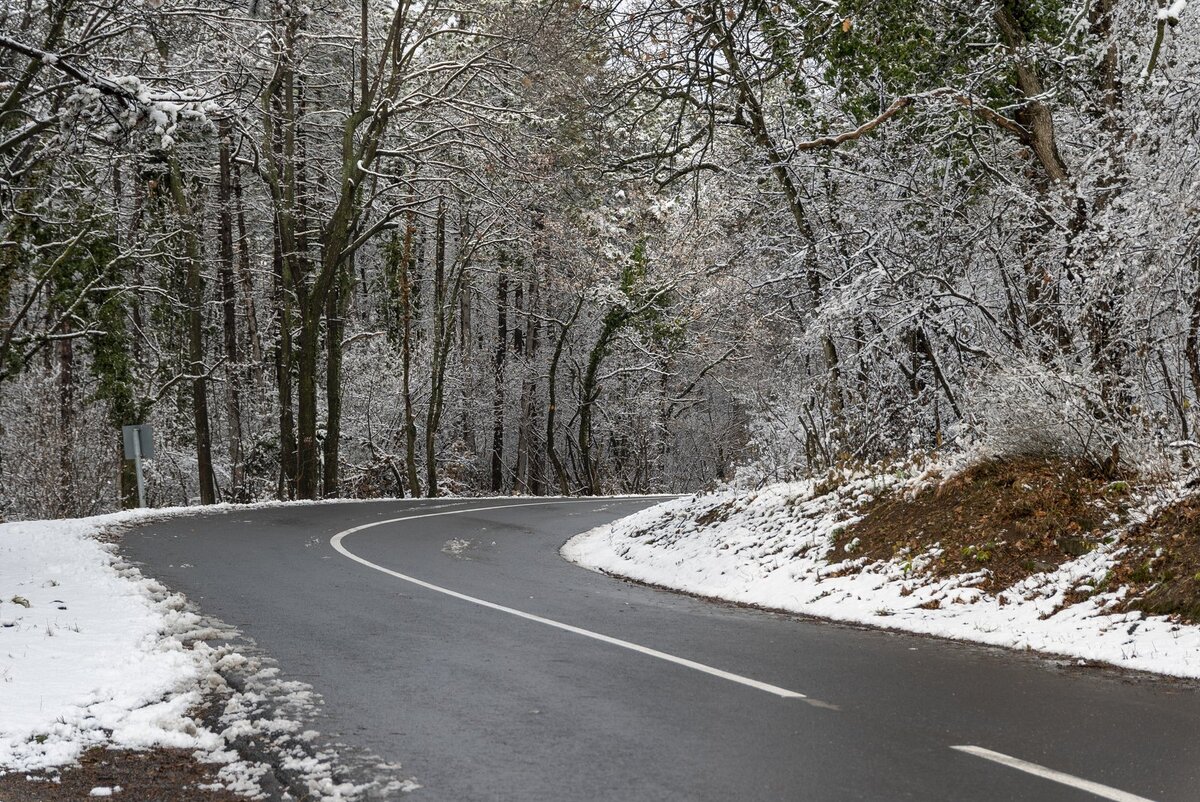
[562,477,1200,680]
[0,509,214,772]
[0,506,415,799]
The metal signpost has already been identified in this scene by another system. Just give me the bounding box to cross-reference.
[122,424,155,508]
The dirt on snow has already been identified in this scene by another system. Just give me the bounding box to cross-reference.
[0,747,246,802]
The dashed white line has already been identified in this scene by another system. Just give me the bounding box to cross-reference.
[952,745,1158,802]
[329,499,809,700]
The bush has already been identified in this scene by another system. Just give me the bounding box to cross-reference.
[964,359,1140,472]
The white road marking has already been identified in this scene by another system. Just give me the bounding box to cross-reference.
[329,499,809,700]
[952,745,1157,802]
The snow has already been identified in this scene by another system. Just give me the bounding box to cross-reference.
[442,538,473,558]
[0,511,221,772]
[0,503,423,797]
[563,474,1200,680]
[1159,1,1187,21]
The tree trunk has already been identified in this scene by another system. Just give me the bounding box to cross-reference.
[398,220,422,497]
[266,69,301,500]
[516,276,540,494]
[273,225,297,500]
[578,324,614,496]
[323,260,351,496]
[491,267,507,492]
[232,157,264,384]
[110,164,143,510]
[458,252,476,458]
[217,119,244,501]
[57,331,72,515]
[424,200,447,497]
[988,6,1080,364]
[546,296,582,495]
[992,6,1071,185]
[295,305,320,499]
[168,157,215,505]
[1084,0,1129,433]
[291,74,323,501]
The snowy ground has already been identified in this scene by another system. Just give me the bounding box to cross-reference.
[0,509,210,772]
[0,505,414,799]
[563,471,1200,680]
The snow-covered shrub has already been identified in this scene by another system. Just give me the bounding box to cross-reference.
[0,371,114,520]
[965,359,1146,469]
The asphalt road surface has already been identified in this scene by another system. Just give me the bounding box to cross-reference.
[121,497,1200,801]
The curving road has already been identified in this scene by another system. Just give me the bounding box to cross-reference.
[122,497,1200,801]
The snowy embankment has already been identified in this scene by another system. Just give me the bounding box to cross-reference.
[563,473,1200,679]
[0,510,220,771]
[0,507,406,799]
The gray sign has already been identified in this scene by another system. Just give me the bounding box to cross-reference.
[122,424,155,460]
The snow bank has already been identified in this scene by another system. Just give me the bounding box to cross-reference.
[0,506,417,799]
[0,510,222,771]
[563,476,1200,679]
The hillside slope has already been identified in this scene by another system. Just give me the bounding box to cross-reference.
[564,459,1200,678]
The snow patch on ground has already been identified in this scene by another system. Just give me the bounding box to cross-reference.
[0,507,419,798]
[0,511,220,772]
[563,474,1200,679]
[441,538,474,558]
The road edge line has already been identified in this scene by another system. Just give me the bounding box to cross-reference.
[951,745,1157,802]
[329,499,808,700]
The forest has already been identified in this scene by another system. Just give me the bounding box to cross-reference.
[1,0,1196,519]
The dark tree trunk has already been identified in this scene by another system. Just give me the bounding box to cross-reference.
[168,157,215,505]
[292,77,324,501]
[546,296,582,495]
[218,119,244,501]
[398,220,422,497]
[110,164,143,510]
[295,306,320,499]
[273,224,297,500]
[232,158,264,384]
[578,298,635,496]
[516,276,540,494]
[424,200,447,497]
[491,268,507,492]
[459,252,476,458]
[323,261,351,496]
[57,331,72,515]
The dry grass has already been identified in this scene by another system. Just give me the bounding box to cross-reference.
[1108,497,1200,623]
[0,747,246,801]
[838,458,1132,593]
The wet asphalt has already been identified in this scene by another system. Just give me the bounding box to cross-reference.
[120,497,1200,801]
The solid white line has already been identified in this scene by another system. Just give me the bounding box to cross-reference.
[951,746,1157,802]
[329,498,808,700]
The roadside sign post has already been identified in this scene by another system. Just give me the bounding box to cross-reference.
[122,424,155,508]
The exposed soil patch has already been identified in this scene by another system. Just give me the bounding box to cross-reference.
[694,500,737,528]
[839,458,1132,593]
[1108,497,1200,623]
[0,748,245,802]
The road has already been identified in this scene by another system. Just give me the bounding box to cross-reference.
[121,497,1200,801]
